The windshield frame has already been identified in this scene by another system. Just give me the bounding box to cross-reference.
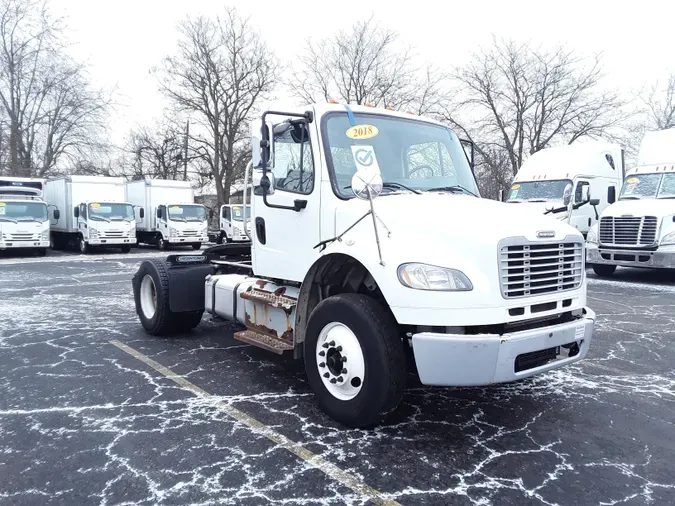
[167,204,207,222]
[87,202,135,221]
[619,172,675,200]
[0,200,49,222]
[320,111,479,201]
[506,179,573,203]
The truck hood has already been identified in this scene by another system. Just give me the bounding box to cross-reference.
[602,199,675,218]
[335,193,581,245]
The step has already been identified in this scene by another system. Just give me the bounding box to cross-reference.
[234,330,294,355]
[240,288,297,311]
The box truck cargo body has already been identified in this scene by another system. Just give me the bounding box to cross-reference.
[125,179,208,250]
[44,176,137,254]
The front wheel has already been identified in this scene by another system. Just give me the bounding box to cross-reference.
[36,248,47,257]
[121,245,131,253]
[79,237,90,254]
[592,264,616,277]
[191,243,202,251]
[157,237,169,250]
[304,293,406,428]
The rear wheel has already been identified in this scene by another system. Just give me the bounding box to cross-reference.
[592,264,616,277]
[304,293,406,428]
[134,259,203,336]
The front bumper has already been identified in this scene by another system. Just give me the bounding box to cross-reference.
[587,243,675,269]
[0,240,50,250]
[168,236,208,244]
[411,307,596,386]
[89,237,137,245]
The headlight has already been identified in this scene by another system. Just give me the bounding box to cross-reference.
[169,227,178,237]
[41,229,50,240]
[661,232,675,245]
[90,228,98,237]
[397,263,473,291]
[233,226,241,235]
[587,224,598,244]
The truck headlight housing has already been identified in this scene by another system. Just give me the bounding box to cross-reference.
[90,228,98,238]
[587,224,598,244]
[661,232,675,245]
[397,263,473,291]
[169,227,178,237]
[41,229,50,240]
[233,226,241,235]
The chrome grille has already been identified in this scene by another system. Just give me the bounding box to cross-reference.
[3,233,37,242]
[101,230,125,238]
[179,230,199,237]
[499,241,584,298]
[599,216,658,246]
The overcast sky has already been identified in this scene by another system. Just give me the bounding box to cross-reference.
[50,0,674,146]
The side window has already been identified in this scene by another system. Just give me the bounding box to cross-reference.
[406,142,457,181]
[225,208,231,221]
[221,207,227,219]
[575,181,590,203]
[272,122,314,194]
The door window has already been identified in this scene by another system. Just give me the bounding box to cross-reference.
[272,122,314,194]
[574,181,590,203]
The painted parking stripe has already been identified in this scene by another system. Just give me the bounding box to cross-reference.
[109,339,401,506]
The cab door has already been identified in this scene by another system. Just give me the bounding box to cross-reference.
[251,118,321,282]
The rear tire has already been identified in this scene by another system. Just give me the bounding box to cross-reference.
[304,293,406,428]
[133,259,203,336]
[592,264,616,277]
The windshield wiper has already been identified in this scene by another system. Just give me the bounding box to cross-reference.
[90,216,110,222]
[17,217,39,222]
[657,196,675,199]
[170,217,187,222]
[0,217,17,223]
[425,185,478,197]
[527,199,548,202]
[343,182,421,194]
[620,196,641,200]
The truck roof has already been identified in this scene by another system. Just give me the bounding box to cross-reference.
[126,178,194,188]
[514,140,622,182]
[46,175,126,184]
[626,163,675,176]
[637,128,675,166]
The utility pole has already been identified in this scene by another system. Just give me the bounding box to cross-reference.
[183,119,189,181]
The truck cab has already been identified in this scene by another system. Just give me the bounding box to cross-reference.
[504,141,623,237]
[73,201,137,253]
[0,186,50,256]
[153,203,209,250]
[218,204,251,243]
[131,102,596,428]
[586,129,675,276]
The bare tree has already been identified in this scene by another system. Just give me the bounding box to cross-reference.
[153,7,278,205]
[0,0,111,177]
[127,121,189,180]
[290,16,447,115]
[443,37,627,198]
[640,73,675,130]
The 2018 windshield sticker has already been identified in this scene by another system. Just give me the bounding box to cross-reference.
[351,145,381,174]
[346,124,378,140]
[511,184,520,190]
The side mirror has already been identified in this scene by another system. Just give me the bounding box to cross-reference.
[156,208,161,219]
[460,138,475,172]
[498,189,505,202]
[608,186,616,204]
[252,169,275,195]
[563,194,571,207]
[590,198,600,206]
[251,119,275,169]
[53,209,60,220]
[139,208,145,219]
[74,206,79,218]
[581,185,591,203]
[351,169,383,200]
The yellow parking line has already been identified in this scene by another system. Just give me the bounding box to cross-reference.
[109,339,402,506]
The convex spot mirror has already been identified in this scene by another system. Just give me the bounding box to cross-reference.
[581,185,591,203]
[139,208,145,219]
[351,169,383,200]
[53,209,60,220]
[252,169,275,195]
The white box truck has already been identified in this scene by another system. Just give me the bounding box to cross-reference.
[125,178,209,250]
[586,128,675,276]
[44,176,138,254]
[130,102,597,428]
[0,178,50,256]
[502,140,624,237]
[216,204,252,243]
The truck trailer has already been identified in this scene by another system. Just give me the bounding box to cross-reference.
[125,178,209,250]
[44,175,137,254]
[131,102,597,428]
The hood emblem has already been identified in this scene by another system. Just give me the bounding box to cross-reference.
[537,230,555,238]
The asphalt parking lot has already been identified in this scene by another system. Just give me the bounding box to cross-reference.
[0,251,674,505]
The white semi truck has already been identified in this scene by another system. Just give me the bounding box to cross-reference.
[125,178,209,250]
[503,140,624,237]
[44,176,137,254]
[586,128,675,276]
[216,204,252,243]
[0,178,50,256]
[131,103,597,428]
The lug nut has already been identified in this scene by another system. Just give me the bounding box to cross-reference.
[330,378,337,384]
[322,343,329,349]
[319,362,326,368]
[328,341,335,346]
[319,351,325,356]
[336,376,343,383]
[336,346,342,352]
[341,368,347,374]
[323,373,329,378]
[342,357,347,363]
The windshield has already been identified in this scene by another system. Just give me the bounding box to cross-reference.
[0,201,48,222]
[231,206,251,221]
[507,180,573,202]
[168,204,206,222]
[323,112,479,198]
[89,203,134,221]
[620,173,675,200]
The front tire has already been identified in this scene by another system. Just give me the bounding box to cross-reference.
[133,259,203,336]
[216,232,224,245]
[121,245,131,253]
[157,237,169,250]
[36,248,47,257]
[79,237,90,254]
[304,293,406,428]
[592,264,616,277]
[191,243,202,250]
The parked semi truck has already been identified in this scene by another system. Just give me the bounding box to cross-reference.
[587,128,675,276]
[125,178,209,250]
[0,179,50,256]
[44,176,137,254]
[131,103,596,427]
[216,204,252,243]
[503,140,624,237]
